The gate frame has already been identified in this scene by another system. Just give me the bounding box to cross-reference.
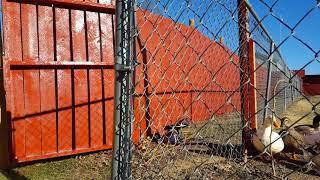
[0,0,11,168]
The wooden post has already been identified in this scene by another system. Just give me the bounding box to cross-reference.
[248,40,257,131]
[238,0,259,157]
[238,0,251,157]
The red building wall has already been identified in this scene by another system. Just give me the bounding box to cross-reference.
[293,70,320,96]
[303,75,320,96]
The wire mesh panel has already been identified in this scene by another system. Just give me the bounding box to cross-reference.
[111,0,320,179]
[237,0,320,179]
[128,0,247,179]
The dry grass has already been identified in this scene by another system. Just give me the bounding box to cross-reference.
[0,151,112,180]
[282,96,320,126]
[131,136,320,180]
[1,96,319,179]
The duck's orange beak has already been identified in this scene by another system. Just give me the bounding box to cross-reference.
[273,119,281,129]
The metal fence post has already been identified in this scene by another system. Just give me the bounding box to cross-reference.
[263,42,274,120]
[291,79,294,102]
[295,80,298,98]
[112,0,134,179]
[284,85,287,111]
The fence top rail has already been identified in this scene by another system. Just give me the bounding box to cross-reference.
[244,0,272,43]
[245,0,291,74]
[8,0,116,14]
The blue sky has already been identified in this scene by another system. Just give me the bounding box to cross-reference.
[0,1,318,74]
[139,0,320,75]
[250,0,320,75]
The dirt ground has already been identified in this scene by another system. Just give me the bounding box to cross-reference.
[1,148,318,180]
[130,111,320,180]
[0,96,319,179]
[132,144,320,180]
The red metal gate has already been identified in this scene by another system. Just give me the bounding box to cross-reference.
[2,0,116,163]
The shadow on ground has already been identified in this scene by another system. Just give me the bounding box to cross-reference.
[0,169,29,180]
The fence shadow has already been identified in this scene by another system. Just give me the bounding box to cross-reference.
[184,142,243,160]
[275,154,320,177]
[0,169,29,180]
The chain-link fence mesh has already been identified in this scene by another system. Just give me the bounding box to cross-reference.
[234,0,320,178]
[248,6,303,127]
[113,0,320,179]
[128,0,244,179]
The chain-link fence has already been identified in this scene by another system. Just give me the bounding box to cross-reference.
[112,0,320,179]
[248,3,303,127]
[241,0,320,179]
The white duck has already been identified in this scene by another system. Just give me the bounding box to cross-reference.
[252,115,284,154]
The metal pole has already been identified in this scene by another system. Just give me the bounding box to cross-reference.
[125,0,136,176]
[112,0,133,179]
[284,85,287,111]
[263,42,274,120]
[272,79,286,115]
[296,79,298,98]
[291,79,294,102]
